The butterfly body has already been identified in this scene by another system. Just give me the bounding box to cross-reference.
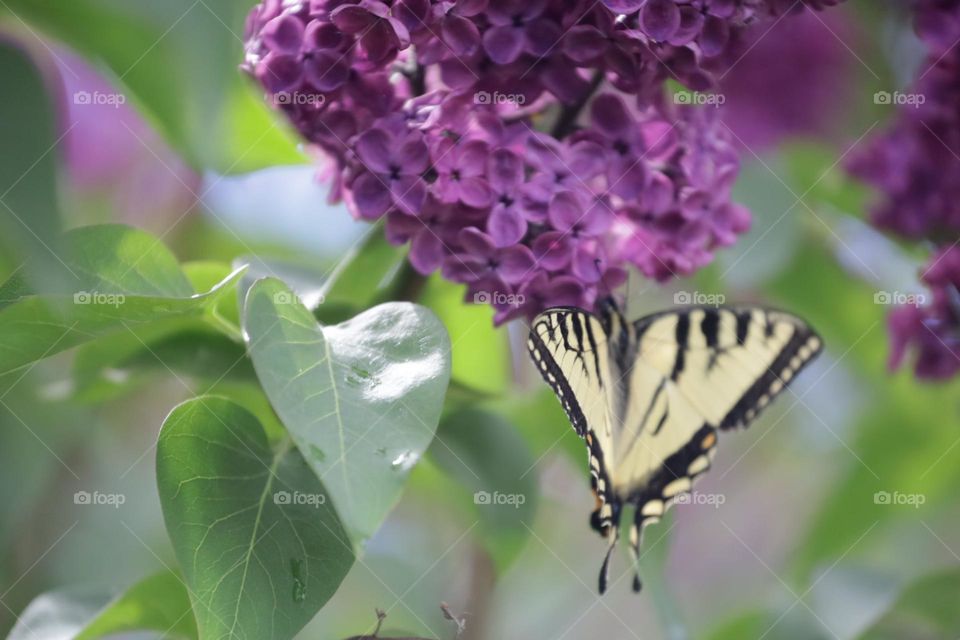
[527,302,822,594]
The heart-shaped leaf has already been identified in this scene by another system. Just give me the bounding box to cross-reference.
[243,278,451,542]
[157,396,353,640]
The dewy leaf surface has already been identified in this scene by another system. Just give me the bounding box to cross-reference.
[243,278,451,542]
[157,396,353,640]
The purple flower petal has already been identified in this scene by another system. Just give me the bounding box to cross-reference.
[459,227,496,255]
[330,4,376,33]
[257,53,303,93]
[457,140,489,175]
[483,25,526,65]
[398,135,430,173]
[498,245,536,284]
[262,15,305,54]
[391,175,427,214]
[442,254,487,282]
[458,177,494,208]
[564,25,608,63]
[532,231,571,270]
[640,0,681,42]
[303,51,351,92]
[442,14,481,55]
[409,229,445,273]
[699,16,730,58]
[591,93,632,139]
[354,129,393,174]
[548,190,583,232]
[488,149,523,192]
[608,158,647,200]
[488,206,528,247]
[352,172,392,219]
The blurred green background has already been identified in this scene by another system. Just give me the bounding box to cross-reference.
[2,1,960,639]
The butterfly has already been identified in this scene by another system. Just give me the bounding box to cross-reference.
[526,300,822,594]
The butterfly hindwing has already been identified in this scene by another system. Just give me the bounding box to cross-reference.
[527,303,822,595]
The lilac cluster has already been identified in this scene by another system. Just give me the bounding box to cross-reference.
[243,0,835,322]
[848,0,960,379]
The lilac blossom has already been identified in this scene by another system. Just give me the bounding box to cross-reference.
[848,0,960,380]
[243,0,844,324]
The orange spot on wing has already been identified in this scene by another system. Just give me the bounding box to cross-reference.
[702,432,717,449]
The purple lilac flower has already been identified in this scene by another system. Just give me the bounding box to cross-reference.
[889,247,960,380]
[718,7,856,151]
[243,0,844,324]
[349,127,430,218]
[848,0,960,380]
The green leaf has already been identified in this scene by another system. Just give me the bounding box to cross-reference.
[0,42,64,289]
[426,408,538,571]
[419,276,509,396]
[1,0,304,173]
[8,571,197,640]
[243,278,451,542]
[317,224,406,314]
[705,609,830,640]
[857,570,960,639]
[0,225,245,376]
[157,396,353,640]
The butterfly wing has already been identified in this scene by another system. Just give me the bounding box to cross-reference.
[527,307,629,590]
[614,306,822,590]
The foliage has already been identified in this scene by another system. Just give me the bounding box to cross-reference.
[2,2,960,640]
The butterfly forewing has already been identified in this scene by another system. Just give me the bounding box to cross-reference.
[527,309,622,530]
[528,303,822,595]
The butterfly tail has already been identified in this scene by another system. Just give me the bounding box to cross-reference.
[598,525,618,594]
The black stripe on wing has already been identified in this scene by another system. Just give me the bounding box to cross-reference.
[527,312,617,538]
[719,317,823,431]
[624,423,718,592]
